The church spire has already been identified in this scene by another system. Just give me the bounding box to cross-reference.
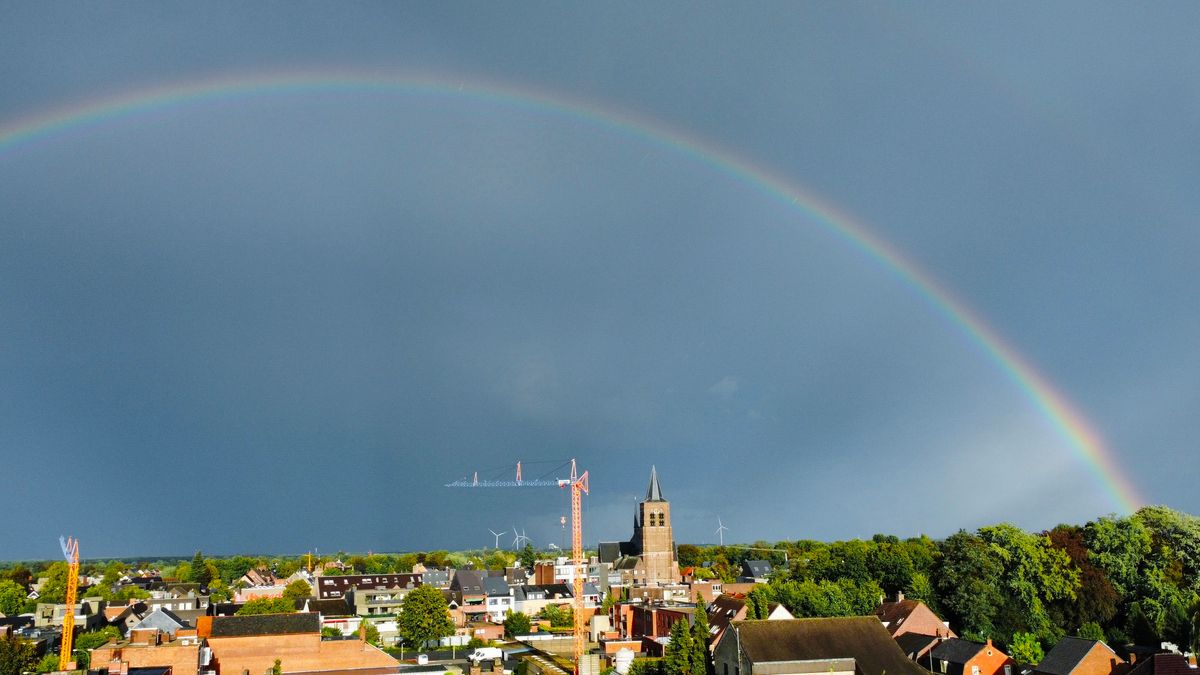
[646,465,664,501]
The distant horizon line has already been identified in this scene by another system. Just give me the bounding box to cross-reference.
[2,502,1180,565]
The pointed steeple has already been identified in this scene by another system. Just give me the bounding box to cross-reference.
[646,465,664,501]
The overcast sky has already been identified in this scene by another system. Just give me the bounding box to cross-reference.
[2,4,1198,560]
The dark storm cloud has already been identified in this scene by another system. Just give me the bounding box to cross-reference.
[2,3,1198,559]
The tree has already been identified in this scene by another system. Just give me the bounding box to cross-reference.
[272,658,283,675]
[34,653,60,673]
[1077,622,1106,642]
[519,544,537,570]
[663,619,695,675]
[282,579,312,600]
[208,579,231,603]
[504,611,532,637]
[746,586,774,620]
[0,581,25,616]
[364,622,381,646]
[237,597,296,615]
[1085,516,1151,600]
[1008,632,1044,665]
[691,595,711,675]
[978,524,1079,642]
[192,551,211,585]
[541,604,574,628]
[321,626,343,639]
[396,585,454,649]
[936,530,1006,639]
[0,634,37,675]
[36,562,70,605]
[1046,526,1118,632]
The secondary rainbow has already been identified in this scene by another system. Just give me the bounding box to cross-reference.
[0,69,1144,513]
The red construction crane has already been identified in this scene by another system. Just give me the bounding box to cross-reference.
[447,459,590,674]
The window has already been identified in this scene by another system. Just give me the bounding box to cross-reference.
[1004,667,1012,675]
[940,661,947,673]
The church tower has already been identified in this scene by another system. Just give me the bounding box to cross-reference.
[632,466,680,584]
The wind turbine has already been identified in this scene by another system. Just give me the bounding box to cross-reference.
[715,518,729,546]
[489,529,507,549]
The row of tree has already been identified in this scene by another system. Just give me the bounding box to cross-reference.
[682,506,1200,656]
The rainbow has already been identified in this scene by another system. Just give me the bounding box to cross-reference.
[0,69,1144,513]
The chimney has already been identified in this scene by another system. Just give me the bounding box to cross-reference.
[359,622,366,643]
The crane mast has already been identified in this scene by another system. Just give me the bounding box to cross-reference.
[59,536,80,671]
[556,460,589,673]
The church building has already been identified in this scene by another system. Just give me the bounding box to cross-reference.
[598,467,681,585]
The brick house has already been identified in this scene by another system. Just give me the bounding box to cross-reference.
[928,638,1016,675]
[874,593,956,638]
[1033,637,1128,675]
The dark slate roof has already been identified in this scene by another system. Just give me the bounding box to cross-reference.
[131,608,188,634]
[728,617,929,675]
[207,602,242,617]
[453,570,485,595]
[532,584,573,598]
[742,561,772,578]
[646,466,664,501]
[1035,638,1113,675]
[931,639,987,665]
[598,542,623,564]
[208,612,321,637]
[895,633,940,660]
[483,577,511,597]
[1127,653,1195,675]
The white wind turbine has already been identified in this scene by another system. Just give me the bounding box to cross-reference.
[489,529,507,549]
[516,529,532,548]
[715,518,729,546]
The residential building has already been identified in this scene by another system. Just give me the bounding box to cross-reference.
[928,638,1016,675]
[34,596,106,630]
[513,584,574,619]
[874,593,956,638]
[738,561,772,583]
[1126,653,1195,675]
[713,617,931,675]
[315,574,422,601]
[199,613,398,675]
[91,627,201,675]
[129,608,190,638]
[896,633,942,663]
[451,571,488,624]
[483,577,513,623]
[1033,637,1128,675]
[705,593,793,648]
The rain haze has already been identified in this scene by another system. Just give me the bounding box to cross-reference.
[2,4,1198,560]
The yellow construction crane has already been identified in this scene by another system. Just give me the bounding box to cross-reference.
[447,459,590,674]
[58,536,80,671]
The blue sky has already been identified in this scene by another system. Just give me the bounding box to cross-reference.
[2,4,1198,559]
